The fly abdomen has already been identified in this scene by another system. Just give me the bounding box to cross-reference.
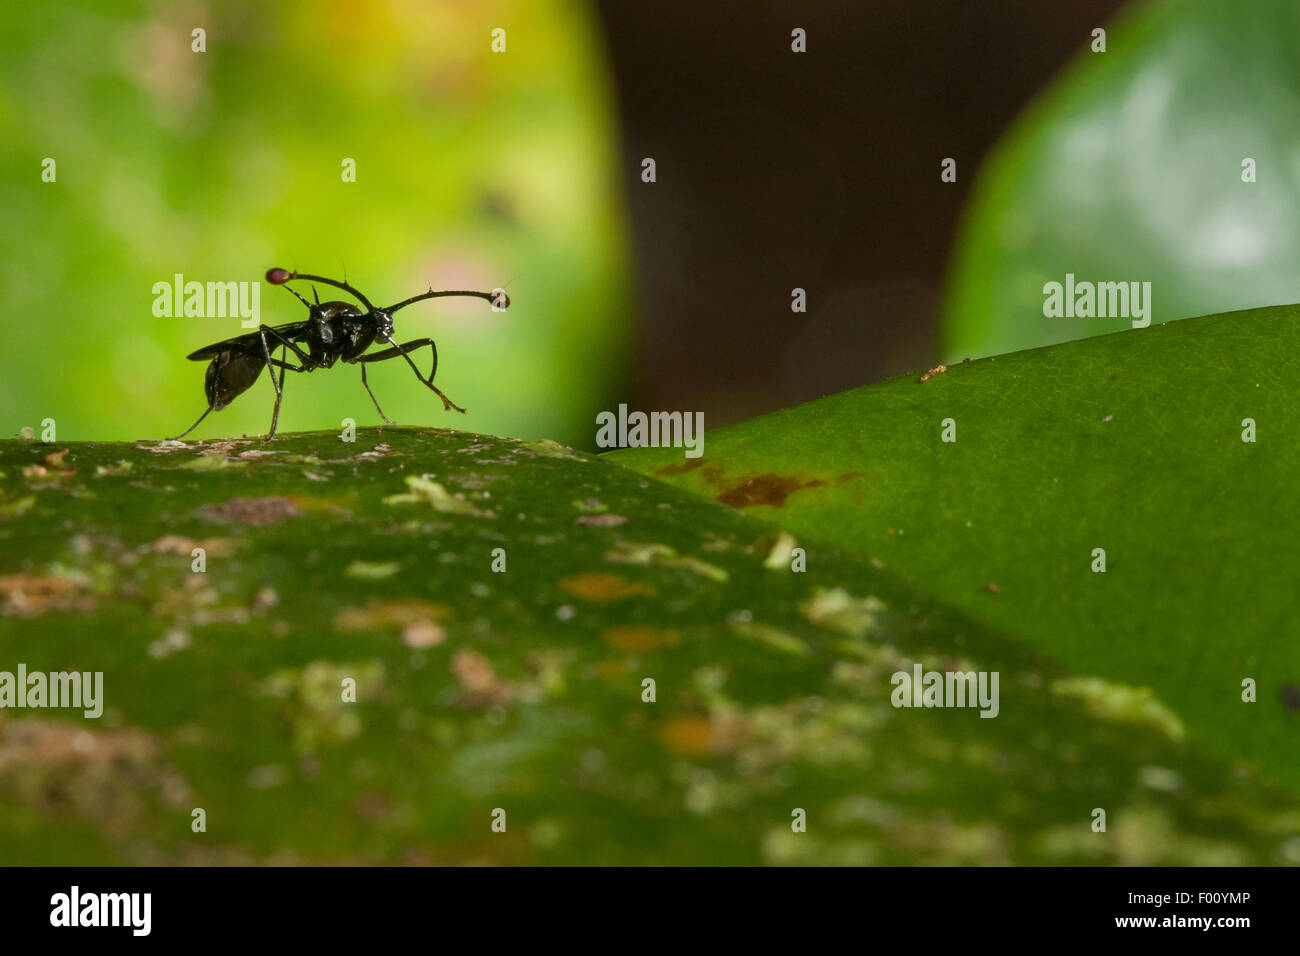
[204,348,266,410]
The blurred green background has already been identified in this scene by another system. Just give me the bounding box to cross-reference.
[0,0,630,447]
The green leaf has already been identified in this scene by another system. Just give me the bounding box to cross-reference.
[1,423,1294,863]
[616,307,1300,805]
[943,0,1300,359]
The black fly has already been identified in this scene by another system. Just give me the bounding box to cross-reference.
[169,268,509,440]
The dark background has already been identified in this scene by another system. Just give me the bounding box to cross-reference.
[596,0,1126,426]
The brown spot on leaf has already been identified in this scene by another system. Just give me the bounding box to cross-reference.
[657,715,745,756]
[333,598,453,633]
[657,716,716,755]
[654,458,706,477]
[559,573,656,601]
[451,649,511,707]
[20,449,76,481]
[716,474,826,508]
[202,496,302,525]
[603,626,680,653]
[0,720,158,770]
[0,718,192,831]
[0,574,93,617]
[657,459,854,509]
[23,464,72,480]
[594,659,630,680]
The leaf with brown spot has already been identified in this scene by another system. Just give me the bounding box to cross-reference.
[656,715,746,756]
[333,598,453,632]
[593,659,630,680]
[202,496,302,525]
[0,719,191,835]
[653,458,706,477]
[602,626,680,653]
[0,573,93,616]
[451,649,511,706]
[558,573,656,602]
[0,719,158,769]
[716,474,826,508]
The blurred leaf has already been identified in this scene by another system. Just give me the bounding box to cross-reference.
[1,425,1294,863]
[618,307,1300,802]
[943,0,1300,359]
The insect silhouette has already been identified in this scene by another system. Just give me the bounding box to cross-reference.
[170,268,509,440]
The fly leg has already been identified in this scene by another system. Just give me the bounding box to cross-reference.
[356,337,464,413]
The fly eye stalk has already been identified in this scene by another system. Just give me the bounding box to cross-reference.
[384,287,511,313]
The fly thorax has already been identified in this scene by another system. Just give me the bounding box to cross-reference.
[312,312,335,347]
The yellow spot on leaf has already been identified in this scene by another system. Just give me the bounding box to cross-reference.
[559,573,656,602]
[603,626,680,653]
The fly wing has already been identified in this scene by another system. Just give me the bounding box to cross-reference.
[185,322,310,361]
